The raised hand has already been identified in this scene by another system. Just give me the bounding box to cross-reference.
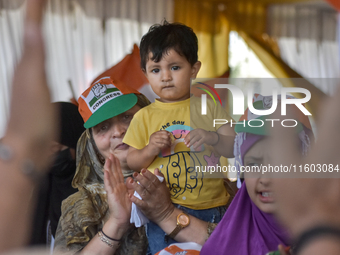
[0,0,57,251]
[104,154,132,230]
[270,86,340,239]
[4,0,56,173]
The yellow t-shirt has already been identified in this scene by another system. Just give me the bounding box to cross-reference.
[123,96,233,209]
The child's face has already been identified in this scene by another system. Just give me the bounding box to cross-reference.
[243,138,277,214]
[144,48,201,103]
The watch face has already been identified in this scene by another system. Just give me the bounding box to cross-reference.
[178,213,190,227]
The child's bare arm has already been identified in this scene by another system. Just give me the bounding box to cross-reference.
[126,130,172,171]
[214,124,236,157]
[127,147,156,172]
[184,124,235,158]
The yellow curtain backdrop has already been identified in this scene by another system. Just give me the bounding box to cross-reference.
[238,32,327,118]
[174,0,230,78]
[174,0,327,118]
[174,0,268,78]
[174,0,328,177]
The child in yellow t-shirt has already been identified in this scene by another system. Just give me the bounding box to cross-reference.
[123,21,235,254]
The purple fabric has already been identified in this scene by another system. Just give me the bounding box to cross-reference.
[240,133,263,165]
[200,183,289,255]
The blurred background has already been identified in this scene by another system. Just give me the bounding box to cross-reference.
[0,0,339,136]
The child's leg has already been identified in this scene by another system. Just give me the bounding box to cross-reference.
[146,204,227,255]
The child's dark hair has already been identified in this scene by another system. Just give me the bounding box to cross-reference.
[140,20,198,70]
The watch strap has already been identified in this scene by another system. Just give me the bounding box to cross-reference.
[165,224,183,243]
[168,224,183,239]
[164,212,190,242]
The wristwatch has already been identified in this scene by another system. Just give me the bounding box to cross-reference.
[165,212,190,242]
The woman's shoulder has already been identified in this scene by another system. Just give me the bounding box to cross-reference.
[56,188,105,251]
[61,189,86,209]
[61,186,107,215]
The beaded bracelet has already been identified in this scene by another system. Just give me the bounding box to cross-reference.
[293,225,340,254]
[98,229,121,248]
[0,141,43,183]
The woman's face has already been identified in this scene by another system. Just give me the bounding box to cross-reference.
[92,105,140,169]
[243,138,276,214]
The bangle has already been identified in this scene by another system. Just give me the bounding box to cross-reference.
[0,141,43,183]
[98,230,120,248]
[210,131,220,146]
[293,226,340,254]
[101,229,121,242]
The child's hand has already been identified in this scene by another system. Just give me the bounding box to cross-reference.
[184,129,219,149]
[146,131,172,155]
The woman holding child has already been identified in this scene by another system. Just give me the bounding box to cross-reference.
[55,20,311,255]
[54,75,228,254]
[71,92,311,255]
[57,20,236,255]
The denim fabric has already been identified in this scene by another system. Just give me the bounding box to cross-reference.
[146,205,226,255]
